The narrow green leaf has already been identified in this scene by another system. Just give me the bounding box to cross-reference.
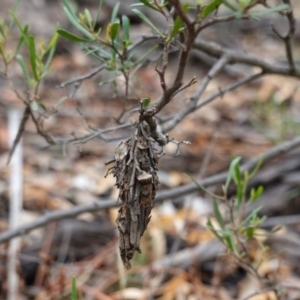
[0,21,5,38]
[93,0,104,27]
[122,15,130,41]
[182,4,190,13]
[84,8,93,24]
[235,182,243,208]
[245,226,254,239]
[250,3,289,17]
[242,206,263,226]
[222,0,238,11]
[207,219,224,242]
[225,157,241,192]
[186,174,224,200]
[12,25,28,59]
[9,11,30,45]
[224,231,238,254]
[111,2,120,22]
[213,200,224,229]
[42,32,59,75]
[37,102,47,111]
[141,97,151,109]
[46,32,59,53]
[233,162,242,185]
[57,29,92,42]
[202,0,222,18]
[42,45,56,76]
[62,0,77,19]
[55,96,68,108]
[132,9,161,36]
[139,0,160,11]
[169,16,183,41]
[71,277,77,300]
[250,185,264,202]
[62,6,95,40]
[16,54,31,84]
[271,226,282,234]
[249,156,263,179]
[110,22,120,41]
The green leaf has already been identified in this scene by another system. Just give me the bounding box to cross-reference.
[141,97,151,109]
[62,0,77,19]
[245,226,254,239]
[122,15,130,41]
[57,29,92,42]
[111,2,120,22]
[233,161,241,185]
[222,0,238,11]
[93,0,104,28]
[202,0,222,18]
[9,11,29,44]
[250,185,264,202]
[15,24,28,50]
[62,3,95,40]
[213,200,224,229]
[248,156,263,179]
[235,181,243,208]
[43,32,59,75]
[225,157,241,192]
[16,54,31,84]
[55,96,68,108]
[169,16,183,41]
[37,102,47,111]
[71,277,77,300]
[138,0,160,11]
[132,9,161,36]
[186,174,224,200]
[182,4,190,13]
[250,3,289,18]
[28,35,38,80]
[224,231,238,254]
[110,22,120,41]
[84,8,93,24]
[207,219,224,242]
[242,206,263,226]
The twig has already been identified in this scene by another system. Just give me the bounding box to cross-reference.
[272,0,296,73]
[58,65,105,88]
[2,134,300,244]
[193,39,300,77]
[7,106,30,164]
[127,34,161,52]
[163,58,260,133]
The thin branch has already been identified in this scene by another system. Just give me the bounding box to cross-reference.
[197,14,243,31]
[58,65,105,88]
[2,134,300,244]
[127,34,160,52]
[272,0,296,73]
[191,54,230,102]
[193,39,300,77]
[7,106,30,164]
[163,59,261,133]
[196,72,263,110]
